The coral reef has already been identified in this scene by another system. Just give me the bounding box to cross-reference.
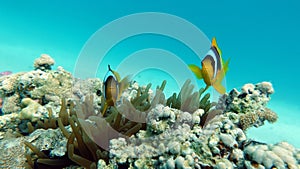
[72,78,102,101]
[0,56,299,169]
[27,128,68,158]
[0,54,100,116]
[108,106,299,169]
[108,107,248,168]
[0,127,70,169]
[18,67,73,104]
[217,82,278,130]
[0,65,73,115]
[0,55,102,135]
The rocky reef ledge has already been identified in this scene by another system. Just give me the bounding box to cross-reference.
[0,55,299,169]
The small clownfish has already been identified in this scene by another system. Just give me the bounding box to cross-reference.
[188,37,230,94]
[102,65,131,115]
[104,65,121,106]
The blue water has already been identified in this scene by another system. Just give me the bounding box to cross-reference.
[1,1,300,147]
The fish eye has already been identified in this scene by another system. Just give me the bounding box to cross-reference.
[96,90,102,96]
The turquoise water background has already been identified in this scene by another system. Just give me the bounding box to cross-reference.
[1,1,300,147]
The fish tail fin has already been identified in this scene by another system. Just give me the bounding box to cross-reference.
[212,81,226,95]
[188,64,203,79]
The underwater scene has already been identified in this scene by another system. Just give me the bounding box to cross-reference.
[0,1,300,169]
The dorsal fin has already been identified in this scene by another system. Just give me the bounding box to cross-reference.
[212,37,222,57]
[212,37,218,48]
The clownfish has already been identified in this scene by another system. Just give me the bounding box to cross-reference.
[188,37,230,94]
[102,65,130,115]
[103,65,120,107]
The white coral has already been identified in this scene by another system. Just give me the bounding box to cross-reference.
[244,142,299,169]
[33,54,55,70]
[18,98,47,122]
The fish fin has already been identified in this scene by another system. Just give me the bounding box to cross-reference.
[212,81,226,94]
[112,70,121,82]
[212,69,226,94]
[212,37,222,56]
[212,37,218,48]
[222,58,230,73]
[188,64,203,79]
[108,65,121,82]
[102,102,108,116]
[118,75,132,98]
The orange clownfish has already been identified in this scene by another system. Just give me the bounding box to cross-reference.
[188,37,230,94]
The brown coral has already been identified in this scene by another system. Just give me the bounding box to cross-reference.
[238,107,278,130]
[239,113,259,130]
[0,137,28,168]
[259,108,278,123]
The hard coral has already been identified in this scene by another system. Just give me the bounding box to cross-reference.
[0,56,73,115]
[109,103,250,168]
[239,113,259,130]
[244,141,300,169]
[0,137,27,168]
[217,82,278,130]
[33,54,55,71]
[18,98,47,122]
[0,72,25,97]
[1,94,21,114]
